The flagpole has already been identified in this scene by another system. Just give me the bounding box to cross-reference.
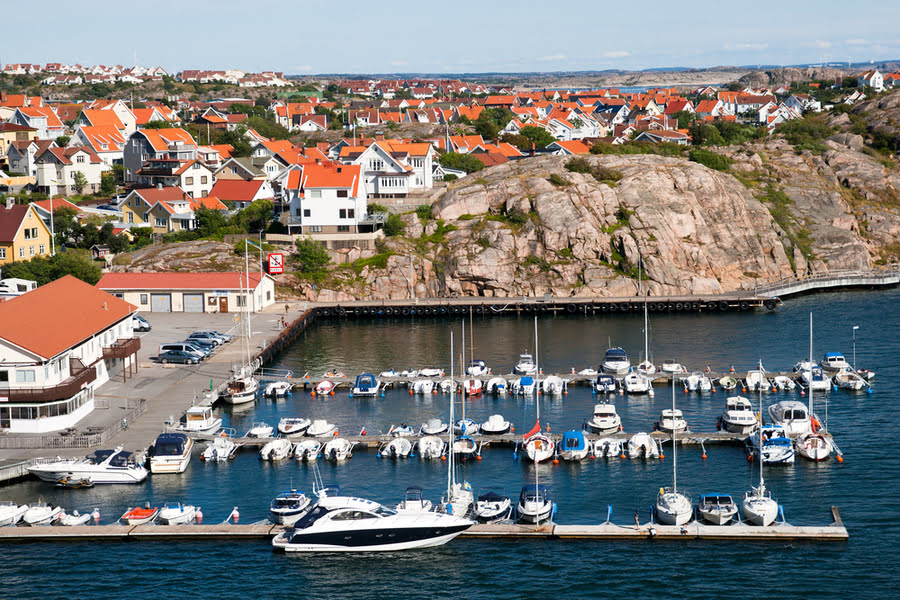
[50,190,55,255]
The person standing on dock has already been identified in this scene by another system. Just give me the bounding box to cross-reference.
[634,510,640,530]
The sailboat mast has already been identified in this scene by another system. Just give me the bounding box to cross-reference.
[809,313,814,424]
[758,359,765,490]
[534,316,540,422]
[671,373,677,493]
[448,333,455,495]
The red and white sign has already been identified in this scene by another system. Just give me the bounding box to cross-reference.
[268,252,284,274]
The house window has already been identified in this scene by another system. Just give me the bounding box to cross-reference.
[370,159,383,170]
[303,209,311,217]
[16,369,35,383]
[337,225,350,232]
[295,208,302,216]
[155,218,166,227]
[337,190,348,198]
[29,246,35,256]
[236,295,247,307]
[76,154,85,163]
[308,226,322,232]
[310,190,322,198]
[0,370,7,382]
[348,209,355,219]
[140,294,148,305]
[339,209,347,219]
[19,247,25,258]
[185,177,194,185]
[193,162,200,169]
[267,291,271,301]
[143,212,149,222]
[127,213,134,223]
[39,244,45,254]
[0,249,5,259]
[230,167,238,174]
[201,176,208,184]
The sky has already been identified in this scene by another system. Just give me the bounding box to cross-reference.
[3,0,899,75]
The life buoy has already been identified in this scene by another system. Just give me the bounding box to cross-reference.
[811,417,820,433]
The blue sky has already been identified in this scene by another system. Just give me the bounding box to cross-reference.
[4,0,898,75]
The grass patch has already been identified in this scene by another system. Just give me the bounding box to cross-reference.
[345,252,395,274]
[548,173,570,187]
[689,148,733,172]
[420,219,458,244]
[415,204,432,222]
[522,255,551,271]
[601,205,633,234]
[474,177,489,185]
[758,185,813,268]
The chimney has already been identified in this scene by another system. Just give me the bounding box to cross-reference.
[6,197,12,210]
[157,183,163,190]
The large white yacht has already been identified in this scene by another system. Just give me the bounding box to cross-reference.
[27,447,148,484]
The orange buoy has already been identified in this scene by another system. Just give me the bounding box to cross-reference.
[730,365,735,373]
[510,426,515,433]
[747,454,753,462]
[311,391,316,397]
[836,455,844,463]
[330,391,335,396]
[659,453,665,459]
[441,455,447,461]
[476,455,482,461]
[552,458,559,464]
[620,453,626,459]
[590,455,596,459]
[701,453,707,459]
[333,430,339,436]
[742,387,747,393]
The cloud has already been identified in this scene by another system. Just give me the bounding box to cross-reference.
[602,50,631,58]
[724,42,769,51]
[845,38,868,46]
[294,65,312,72]
[814,40,831,49]
[538,53,566,61]
[390,60,408,67]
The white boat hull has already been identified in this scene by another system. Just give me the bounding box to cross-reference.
[796,433,833,461]
[655,492,692,526]
[159,506,197,525]
[742,495,778,526]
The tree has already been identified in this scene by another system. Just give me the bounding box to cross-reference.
[73,171,88,194]
[500,133,531,151]
[382,214,406,237]
[196,206,229,237]
[293,237,330,274]
[438,152,484,173]
[474,119,499,140]
[670,110,694,130]
[55,135,70,147]
[142,120,174,129]
[99,172,117,197]
[231,199,273,233]
[520,125,556,149]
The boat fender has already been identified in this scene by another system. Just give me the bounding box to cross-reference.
[565,303,577,314]
[440,307,448,314]
[675,302,684,311]
[195,509,203,524]
[619,302,630,312]
[763,299,776,310]
[401,307,410,316]
[336,306,346,316]
[740,301,749,311]
[647,302,657,312]
[718,300,729,311]
[691,302,700,311]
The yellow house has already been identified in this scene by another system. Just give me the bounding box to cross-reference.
[0,202,53,264]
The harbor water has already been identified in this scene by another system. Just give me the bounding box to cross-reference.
[2,289,897,598]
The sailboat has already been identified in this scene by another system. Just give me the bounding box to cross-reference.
[442,332,474,518]
[454,320,480,440]
[221,264,259,404]
[797,313,834,461]
[636,260,656,379]
[523,317,555,463]
[654,374,693,526]
[743,362,781,526]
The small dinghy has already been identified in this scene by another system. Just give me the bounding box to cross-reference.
[120,505,159,525]
[278,417,311,436]
[323,438,355,461]
[23,502,62,526]
[55,476,94,488]
[294,440,322,461]
[480,414,511,435]
[381,437,412,458]
[158,502,198,525]
[0,501,29,527]
[475,491,512,523]
[264,380,292,397]
[593,438,625,458]
[420,367,443,377]
[395,486,433,513]
[314,380,335,395]
[833,370,869,391]
[773,376,796,391]
[628,433,660,459]
[201,436,236,462]
[59,510,92,526]
[259,438,293,461]
[452,435,479,460]
[412,379,435,395]
[416,435,445,459]
[541,376,565,395]
[420,418,448,435]
[306,419,336,437]
[246,422,274,438]
[717,375,738,390]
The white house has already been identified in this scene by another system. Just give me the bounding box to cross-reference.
[70,125,126,167]
[857,70,884,91]
[34,146,106,196]
[283,162,367,235]
[340,140,434,197]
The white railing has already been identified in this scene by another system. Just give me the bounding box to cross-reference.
[740,264,900,297]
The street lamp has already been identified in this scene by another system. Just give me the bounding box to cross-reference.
[852,326,860,370]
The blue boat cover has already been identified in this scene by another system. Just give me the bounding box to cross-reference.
[520,376,534,385]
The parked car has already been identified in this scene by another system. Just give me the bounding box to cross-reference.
[158,343,206,360]
[157,349,200,365]
[187,332,223,346]
[133,314,152,332]
[183,338,215,354]
[194,330,232,343]
[94,204,118,212]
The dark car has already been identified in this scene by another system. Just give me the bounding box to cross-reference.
[157,349,200,365]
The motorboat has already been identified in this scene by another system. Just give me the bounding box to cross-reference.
[594,374,617,394]
[278,417,311,436]
[60,510,92,526]
[412,379,435,395]
[793,360,816,373]
[577,367,599,377]
[314,380,335,395]
[200,436,236,462]
[294,440,322,461]
[744,369,771,392]
[594,438,625,458]
[28,447,148,484]
[512,376,536,396]
[323,438,355,461]
[221,372,259,405]
[541,375,565,395]
[158,502,198,525]
[150,433,193,474]
[623,371,651,394]
[485,377,507,395]
[271,495,472,552]
[757,426,795,464]
[390,423,415,437]
[588,404,621,434]
[657,409,687,434]
[833,370,869,391]
[480,414,511,435]
[351,373,381,397]
[246,422,274,438]
[379,369,398,378]
[856,368,875,381]
[514,352,537,375]
[697,494,738,525]
[601,347,630,375]
[559,430,590,461]
[439,379,454,394]
[466,359,489,376]
[796,432,833,461]
[636,360,657,376]
[381,437,412,458]
[395,487,433,513]
[454,418,479,436]
[821,352,850,372]
[264,380,292,397]
[767,401,811,436]
[324,369,347,379]
[399,368,419,378]
[259,438,293,461]
[464,377,483,396]
[516,484,553,524]
[0,502,28,527]
[452,435,478,460]
[22,502,63,526]
[120,505,159,525]
[306,419,336,437]
[800,366,830,391]
[175,405,222,435]
[269,489,312,525]
[420,418,448,435]
[719,396,759,435]
[717,375,738,391]
[523,432,554,463]
[417,435,445,459]
[685,371,712,392]
[475,491,512,523]
[661,359,684,374]
[419,367,443,377]
[628,433,660,459]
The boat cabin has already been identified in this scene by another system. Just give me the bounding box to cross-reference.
[604,347,628,361]
[184,406,216,426]
[519,484,550,504]
[153,433,190,456]
[821,352,849,370]
[86,448,136,466]
[561,431,587,451]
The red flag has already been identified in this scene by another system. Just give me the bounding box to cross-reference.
[523,419,540,440]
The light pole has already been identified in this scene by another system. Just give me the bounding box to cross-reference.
[852,326,859,370]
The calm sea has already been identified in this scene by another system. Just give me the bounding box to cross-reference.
[1,289,896,599]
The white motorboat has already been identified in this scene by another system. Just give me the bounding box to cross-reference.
[399,368,419,378]
[306,419,336,437]
[685,371,712,392]
[28,447,148,484]
[395,486,433,513]
[661,359,684,374]
[485,377,507,395]
[512,376,536,396]
[801,365,831,391]
[717,375,738,391]
[833,370,869,391]
[628,433,660,459]
[454,418,479,436]
[523,432,554,463]
[601,347,630,375]
[767,401,811,436]
[381,437,412,458]
[439,379,454,394]
[719,396,759,435]
[175,405,222,435]
[593,438,625,458]
[22,502,63,526]
[379,369,398,378]
[158,502,198,525]
[390,423,415,437]
[120,505,159,525]
[516,484,553,524]
[259,437,293,461]
[541,375,565,395]
[150,433,193,474]
[272,495,472,552]
[594,374,617,394]
[201,436,236,462]
[623,371,651,394]
[264,380,292,397]
[466,359,490,376]
[514,352,537,375]
[420,418,448,435]
[657,408,687,434]
[323,438,355,461]
[315,379,335,395]
[559,430,590,461]
[796,432,833,461]
[417,435,445,459]
[821,352,850,372]
[0,501,29,526]
[247,422,274,438]
[587,403,621,435]
[480,414,511,435]
[452,435,479,460]
[655,375,692,526]
[221,372,259,405]
[758,425,795,464]
[773,376,796,391]
[351,373,381,397]
[463,377,483,396]
[697,494,738,525]
[636,360,656,376]
[278,417,311,436]
[59,510,93,526]
[419,367,443,377]
[294,440,322,461]
[577,367,599,376]
[412,379,435,395]
[744,369,771,392]
[475,491,513,523]
[269,489,312,525]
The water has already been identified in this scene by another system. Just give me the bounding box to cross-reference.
[2,289,897,598]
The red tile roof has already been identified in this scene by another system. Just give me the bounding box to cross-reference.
[97,272,264,291]
[209,179,271,202]
[0,204,32,242]
[81,109,124,130]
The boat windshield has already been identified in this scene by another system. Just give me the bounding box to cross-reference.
[293,506,331,529]
[154,441,185,456]
[373,505,396,517]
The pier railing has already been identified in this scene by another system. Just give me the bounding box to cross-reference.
[740,264,900,298]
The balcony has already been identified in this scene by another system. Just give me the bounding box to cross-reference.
[0,358,96,404]
[103,337,141,360]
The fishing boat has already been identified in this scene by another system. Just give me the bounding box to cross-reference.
[323,438,355,461]
[744,377,781,526]
[796,313,834,462]
[158,502,198,525]
[417,435,445,459]
[466,359,489,376]
[594,438,625,458]
[719,396,759,435]
[381,437,412,458]
[22,502,63,526]
[263,380,292,397]
[412,379,435,395]
[246,422,274,438]
[480,414,511,435]
[601,347,630,375]
[149,433,193,474]
[657,408,687,434]
[833,370,869,391]
[395,487,433,513]
[594,374,617,393]
[294,440,322,461]
[259,437,293,461]
[661,359,684,374]
[314,380,335,395]
[587,403,621,434]
[420,418,448,435]
[541,375,565,395]
[697,494,738,525]
[485,377,507,395]
[628,432,660,459]
[306,419,336,437]
[28,447,148,484]
[269,490,311,525]
[758,425,795,464]
[717,375,738,391]
[59,510,92,526]
[821,352,850,372]
[654,376,693,526]
[516,484,554,524]
[800,366,830,391]
[277,417,311,436]
[514,352,537,375]
[767,400,811,436]
[175,405,222,435]
[559,430,590,461]
[475,491,513,523]
[0,502,29,527]
[351,373,381,397]
[200,436,236,462]
[623,371,651,394]
[120,505,159,525]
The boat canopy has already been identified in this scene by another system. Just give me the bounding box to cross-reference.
[519,484,550,502]
[823,352,844,359]
[468,359,486,367]
[478,491,507,502]
[605,347,627,360]
[766,437,793,447]
[596,374,615,383]
[355,373,376,386]
[561,431,587,450]
[153,433,188,456]
[520,376,534,386]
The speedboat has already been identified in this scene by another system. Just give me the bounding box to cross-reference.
[742,484,778,526]
[200,436,236,462]
[628,433,660,459]
[323,438,355,461]
[390,423,415,437]
[278,417,311,436]
[594,374,617,394]
[467,359,489,376]
[259,438,293,461]
[559,430,589,461]
[417,435,445,459]
[523,432,554,463]
[60,510,93,526]
[661,359,684,374]
[514,352,537,375]
[454,418,479,436]
[833,370,869,391]
[757,426,795,464]
[719,396,759,435]
[475,491,513,523]
[773,376,796,391]
[801,366,831,391]
[247,422,274,438]
[485,377,507,395]
[0,502,29,526]
[512,376,536,396]
[593,438,625,458]
[381,437,412,458]
[120,505,159,525]
[175,405,222,435]
[221,372,259,405]
[315,380,335,395]
[796,432,833,461]
[294,440,322,461]
[744,369,771,392]
[821,352,850,372]
[685,371,712,392]
[480,414,511,435]
[588,403,621,434]
[395,487,433,513]
[28,447,148,484]
[271,495,472,552]
[697,494,738,525]
[452,436,478,460]
[577,367,599,377]
[464,377,483,396]
[602,347,630,375]
[150,433,193,474]
[420,418,448,435]
[419,367,443,377]
[158,502,198,525]
[623,371,651,394]
[516,484,553,524]
[541,375,565,395]
[269,489,312,525]
[657,409,687,434]
[379,369,398,378]
[306,419,336,437]
[22,502,63,526]
[412,379,435,395]
[656,487,693,526]
[351,373,381,397]
[767,401,811,436]
[264,380,292,397]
